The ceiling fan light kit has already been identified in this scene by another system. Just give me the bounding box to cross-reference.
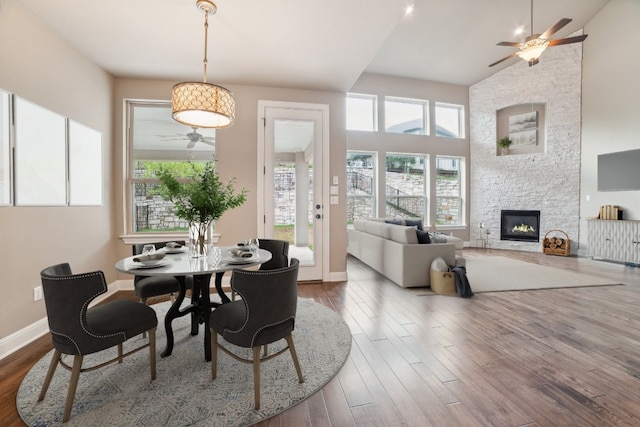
[516,38,549,66]
[489,0,588,68]
[172,0,235,129]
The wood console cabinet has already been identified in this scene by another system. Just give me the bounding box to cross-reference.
[587,219,640,263]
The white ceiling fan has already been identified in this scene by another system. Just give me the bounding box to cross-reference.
[160,127,216,149]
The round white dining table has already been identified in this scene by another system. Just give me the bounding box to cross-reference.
[116,247,272,361]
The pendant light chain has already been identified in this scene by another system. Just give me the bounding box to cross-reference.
[203,12,209,84]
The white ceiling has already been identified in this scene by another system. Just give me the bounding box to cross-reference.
[18,0,611,91]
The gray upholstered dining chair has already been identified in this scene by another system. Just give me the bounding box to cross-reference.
[231,238,289,301]
[39,263,158,423]
[256,238,289,271]
[132,241,191,304]
[209,258,303,410]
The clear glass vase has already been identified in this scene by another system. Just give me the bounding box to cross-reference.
[189,220,215,258]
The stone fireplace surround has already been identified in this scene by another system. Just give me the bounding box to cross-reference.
[469,34,583,254]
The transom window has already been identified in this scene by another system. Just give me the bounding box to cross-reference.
[384,96,429,135]
[346,93,378,131]
[126,100,216,234]
[435,102,465,138]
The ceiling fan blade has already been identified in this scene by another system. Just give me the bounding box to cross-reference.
[497,41,523,47]
[489,52,519,67]
[187,140,196,149]
[547,34,588,47]
[540,18,572,40]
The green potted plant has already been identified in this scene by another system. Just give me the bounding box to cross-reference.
[156,160,247,257]
[497,136,512,155]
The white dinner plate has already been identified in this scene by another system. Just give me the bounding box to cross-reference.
[131,259,171,269]
[161,247,186,254]
[222,255,258,265]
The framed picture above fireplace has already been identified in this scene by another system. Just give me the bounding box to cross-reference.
[508,111,537,146]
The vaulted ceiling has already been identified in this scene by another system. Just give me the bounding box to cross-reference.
[18,0,610,91]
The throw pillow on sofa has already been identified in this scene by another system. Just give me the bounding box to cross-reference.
[416,229,431,244]
[428,232,448,244]
[384,219,402,225]
[405,218,423,230]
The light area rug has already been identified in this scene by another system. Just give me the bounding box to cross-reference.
[465,256,618,292]
[17,298,351,426]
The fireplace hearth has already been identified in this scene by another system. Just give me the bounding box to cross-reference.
[501,210,540,242]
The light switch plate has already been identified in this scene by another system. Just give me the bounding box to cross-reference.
[330,186,338,195]
[333,176,339,185]
[330,196,339,205]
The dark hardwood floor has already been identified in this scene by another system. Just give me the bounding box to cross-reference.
[4,249,640,426]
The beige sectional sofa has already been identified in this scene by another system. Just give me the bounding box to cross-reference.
[347,218,464,288]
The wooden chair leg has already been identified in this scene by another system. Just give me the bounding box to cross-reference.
[211,331,218,379]
[63,355,83,423]
[253,347,261,410]
[117,343,123,363]
[141,298,148,339]
[262,344,268,357]
[149,327,157,381]
[38,349,62,402]
[285,334,304,383]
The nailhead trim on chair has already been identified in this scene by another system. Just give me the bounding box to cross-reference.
[44,271,125,355]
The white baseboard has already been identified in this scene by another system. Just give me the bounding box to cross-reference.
[0,280,133,360]
[328,271,348,282]
[0,317,50,360]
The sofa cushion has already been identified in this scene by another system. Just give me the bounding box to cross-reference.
[365,220,387,238]
[387,225,419,244]
[404,218,423,230]
[353,219,367,232]
[416,229,431,244]
[385,219,402,225]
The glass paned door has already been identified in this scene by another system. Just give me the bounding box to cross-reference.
[262,105,324,281]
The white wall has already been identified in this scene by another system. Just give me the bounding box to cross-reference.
[0,0,113,340]
[580,0,640,255]
[469,34,583,252]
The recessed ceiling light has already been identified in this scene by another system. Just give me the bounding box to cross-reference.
[514,26,525,36]
[405,3,415,15]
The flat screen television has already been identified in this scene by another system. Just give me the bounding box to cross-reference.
[597,149,640,191]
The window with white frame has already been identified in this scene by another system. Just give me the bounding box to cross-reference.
[435,156,463,225]
[346,151,376,224]
[346,93,378,131]
[384,96,429,135]
[385,153,427,220]
[435,102,465,138]
[126,101,216,234]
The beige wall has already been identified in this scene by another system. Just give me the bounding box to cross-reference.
[0,0,113,339]
[113,79,348,278]
[579,0,640,253]
[348,73,471,241]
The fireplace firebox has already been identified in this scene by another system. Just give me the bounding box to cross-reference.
[500,210,540,242]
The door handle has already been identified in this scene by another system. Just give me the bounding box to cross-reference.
[315,214,322,219]
[316,204,321,210]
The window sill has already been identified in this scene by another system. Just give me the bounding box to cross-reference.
[120,232,221,245]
